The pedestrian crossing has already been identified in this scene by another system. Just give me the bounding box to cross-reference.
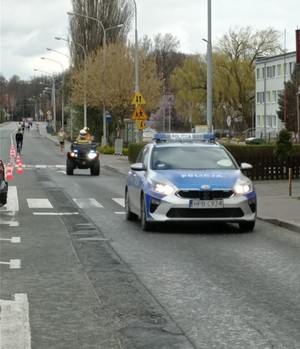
[0,186,125,214]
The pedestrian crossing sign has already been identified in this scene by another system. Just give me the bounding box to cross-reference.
[131,105,148,120]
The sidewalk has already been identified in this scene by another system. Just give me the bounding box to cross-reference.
[38,122,300,234]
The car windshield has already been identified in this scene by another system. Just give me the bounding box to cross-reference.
[151,146,236,170]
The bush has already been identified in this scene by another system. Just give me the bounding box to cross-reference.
[99,145,129,156]
[128,142,146,163]
[274,129,294,161]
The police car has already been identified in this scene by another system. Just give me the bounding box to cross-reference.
[125,133,256,232]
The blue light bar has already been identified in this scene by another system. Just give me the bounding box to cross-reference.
[153,133,215,142]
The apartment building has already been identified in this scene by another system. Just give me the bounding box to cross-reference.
[255,51,297,138]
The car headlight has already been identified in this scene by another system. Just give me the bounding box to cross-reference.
[150,179,176,195]
[234,181,253,194]
[88,152,97,159]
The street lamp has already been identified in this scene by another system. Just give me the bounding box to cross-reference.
[32,96,41,120]
[297,87,300,142]
[55,36,87,128]
[205,0,212,133]
[67,11,123,145]
[41,57,65,129]
[33,68,56,131]
[46,48,71,61]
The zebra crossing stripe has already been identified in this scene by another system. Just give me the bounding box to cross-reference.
[0,294,31,348]
[73,198,103,208]
[0,186,18,212]
[27,199,53,208]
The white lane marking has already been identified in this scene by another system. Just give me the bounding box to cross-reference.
[0,259,21,269]
[27,199,53,208]
[0,293,31,349]
[32,212,79,216]
[112,198,125,207]
[0,237,21,243]
[0,186,19,212]
[73,198,103,208]
[0,220,19,227]
[115,212,125,215]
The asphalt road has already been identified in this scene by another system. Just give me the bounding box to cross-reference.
[1,122,300,349]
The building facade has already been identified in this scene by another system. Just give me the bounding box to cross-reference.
[255,52,296,138]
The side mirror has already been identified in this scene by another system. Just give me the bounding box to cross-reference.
[130,163,146,171]
[240,163,253,170]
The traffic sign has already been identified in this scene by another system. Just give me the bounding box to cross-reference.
[131,105,148,120]
[136,120,145,130]
[132,92,146,105]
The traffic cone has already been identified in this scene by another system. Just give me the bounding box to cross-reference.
[10,149,15,158]
[17,162,24,174]
[6,163,14,180]
[16,154,21,165]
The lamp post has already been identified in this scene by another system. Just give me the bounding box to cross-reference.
[41,57,65,129]
[55,36,87,128]
[46,48,71,61]
[32,96,41,120]
[206,0,212,132]
[67,11,123,145]
[131,0,139,94]
[33,68,56,131]
[297,87,300,142]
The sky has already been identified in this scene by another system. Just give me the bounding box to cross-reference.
[0,0,299,81]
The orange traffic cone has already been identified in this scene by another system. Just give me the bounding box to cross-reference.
[17,162,24,174]
[10,149,15,158]
[6,163,14,180]
[16,154,21,165]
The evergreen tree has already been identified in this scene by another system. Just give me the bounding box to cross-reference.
[277,64,300,131]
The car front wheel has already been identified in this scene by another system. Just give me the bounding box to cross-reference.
[239,221,255,232]
[125,189,138,221]
[141,194,153,231]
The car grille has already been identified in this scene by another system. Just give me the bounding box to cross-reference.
[177,190,234,199]
[166,208,244,218]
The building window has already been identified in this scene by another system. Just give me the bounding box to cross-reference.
[256,115,261,127]
[277,64,282,77]
[272,90,277,102]
[256,68,261,80]
[289,62,295,75]
[267,65,276,78]
[256,92,264,104]
[272,115,277,127]
[266,91,271,103]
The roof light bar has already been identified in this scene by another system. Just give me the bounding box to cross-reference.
[153,133,215,143]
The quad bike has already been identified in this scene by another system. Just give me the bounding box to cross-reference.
[66,142,100,176]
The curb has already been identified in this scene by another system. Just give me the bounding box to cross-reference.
[257,217,300,234]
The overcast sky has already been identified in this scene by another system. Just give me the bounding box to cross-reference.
[0,0,299,81]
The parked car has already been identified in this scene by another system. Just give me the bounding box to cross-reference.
[0,159,8,207]
[245,137,266,145]
[125,133,257,232]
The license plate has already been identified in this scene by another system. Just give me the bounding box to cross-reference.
[189,199,224,208]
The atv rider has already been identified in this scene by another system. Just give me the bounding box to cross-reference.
[75,129,92,143]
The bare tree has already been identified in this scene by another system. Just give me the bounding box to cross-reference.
[69,0,133,65]
[140,33,184,93]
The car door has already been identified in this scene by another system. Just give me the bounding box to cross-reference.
[128,146,150,214]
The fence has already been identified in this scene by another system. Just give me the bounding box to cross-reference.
[235,155,300,180]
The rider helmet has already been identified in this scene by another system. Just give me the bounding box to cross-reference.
[79,129,87,139]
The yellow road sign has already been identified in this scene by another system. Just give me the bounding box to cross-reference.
[136,120,145,130]
[131,105,148,120]
[132,92,146,105]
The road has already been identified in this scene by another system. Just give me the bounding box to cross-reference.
[1,122,300,349]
